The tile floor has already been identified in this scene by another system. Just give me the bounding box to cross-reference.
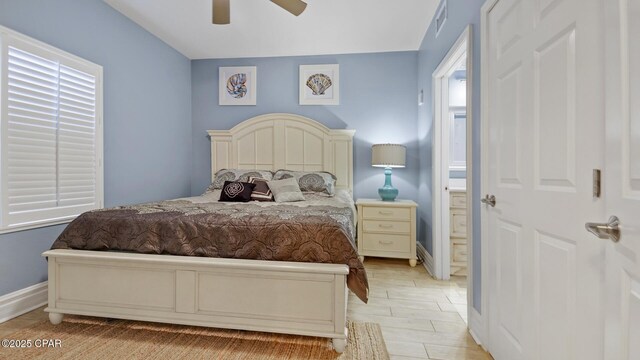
[348,257,492,360]
[0,257,492,360]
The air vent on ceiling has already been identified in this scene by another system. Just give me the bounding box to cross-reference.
[435,0,448,38]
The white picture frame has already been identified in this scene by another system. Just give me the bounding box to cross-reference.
[299,64,339,105]
[219,66,257,105]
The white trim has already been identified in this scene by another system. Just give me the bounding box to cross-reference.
[431,26,472,281]
[0,281,47,323]
[463,25,476,341]
[0,219,72,235]
[0,25,100,68]
[478,0,499,354]
[416,241,435,277]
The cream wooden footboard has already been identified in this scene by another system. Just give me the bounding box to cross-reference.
[43,250,349,352]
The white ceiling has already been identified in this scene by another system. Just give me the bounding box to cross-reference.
[104,0,439,59]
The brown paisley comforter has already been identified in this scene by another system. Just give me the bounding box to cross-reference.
[51,190,369,303]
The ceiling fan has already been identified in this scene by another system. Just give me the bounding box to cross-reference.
[212,0,308,25]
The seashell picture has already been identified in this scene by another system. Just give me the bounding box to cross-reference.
[299,64,339,105]
[226,73,247,99]
[219,66,257,105]
[306,73,332,95]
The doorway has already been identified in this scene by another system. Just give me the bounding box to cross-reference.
[431,26,474,322]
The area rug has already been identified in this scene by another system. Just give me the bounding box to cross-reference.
[1,316,389,360]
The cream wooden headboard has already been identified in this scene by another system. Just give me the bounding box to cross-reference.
[207,113,355,191]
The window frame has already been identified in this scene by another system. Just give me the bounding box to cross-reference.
[0,25,103,234]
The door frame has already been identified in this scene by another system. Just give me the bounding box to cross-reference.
[476,0,499,349]
[431,25,473,284]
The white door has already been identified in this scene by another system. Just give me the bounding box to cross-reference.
[602,0,640,358]
[485,0,605,359]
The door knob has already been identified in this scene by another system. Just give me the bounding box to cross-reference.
[481,194,496,207]
[585,216,621,242]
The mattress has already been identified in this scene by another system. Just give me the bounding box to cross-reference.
[50,189,368,303]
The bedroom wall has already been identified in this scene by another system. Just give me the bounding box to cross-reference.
[191,52,419,201]
[417,0,485,312]
[0,0,192,296]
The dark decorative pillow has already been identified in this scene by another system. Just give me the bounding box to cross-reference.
[272,170,337,195]
[219,181,256,202]
[205,169,273,193]
[248,177,274,201]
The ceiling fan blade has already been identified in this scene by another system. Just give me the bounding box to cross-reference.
[271,0,307,16]
[212,0,230,24]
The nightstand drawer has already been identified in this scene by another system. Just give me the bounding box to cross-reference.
[450,210,467,237]
[362,233,410,253]
[362,206,410,221]
[363,220,410,234]
[452,243,467,262]
[451,192,466,209]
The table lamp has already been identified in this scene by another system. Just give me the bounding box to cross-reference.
[371,144,406,201]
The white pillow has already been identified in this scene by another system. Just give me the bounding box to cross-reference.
[267,178,305,202]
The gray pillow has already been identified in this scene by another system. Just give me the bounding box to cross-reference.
[272,170,336,195]
[205,169,273,193]
[267,177,305,202]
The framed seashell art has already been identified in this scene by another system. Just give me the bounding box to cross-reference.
[299,64,339,105]
[219,66,257,105]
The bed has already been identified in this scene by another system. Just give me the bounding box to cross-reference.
[42,113,361,352]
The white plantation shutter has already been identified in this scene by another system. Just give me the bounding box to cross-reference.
[1,27,103,231]
[58,65,97,208]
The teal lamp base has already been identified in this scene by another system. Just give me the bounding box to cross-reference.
[378,167,399,201]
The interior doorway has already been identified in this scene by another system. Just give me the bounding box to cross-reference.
[431,26,473,314]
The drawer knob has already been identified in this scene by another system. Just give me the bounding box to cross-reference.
[378,224,393,229]
[379,240,393,245]
[378,210,393,215]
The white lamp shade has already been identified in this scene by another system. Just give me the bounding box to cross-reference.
[372,144,406,168]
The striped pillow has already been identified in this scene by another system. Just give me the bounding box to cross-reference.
[248,177,274,201]
[267,178,305,203]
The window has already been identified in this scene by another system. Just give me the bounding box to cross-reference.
[0,26,103,232]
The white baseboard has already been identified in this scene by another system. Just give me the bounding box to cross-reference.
[0,282,47,323]
[469,306,488,351]
[416,242,435,277]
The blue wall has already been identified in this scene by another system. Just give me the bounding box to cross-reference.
[0,0,486,311]
[191,52,419,201]
[0,0,193,296]
[417,0,485,312]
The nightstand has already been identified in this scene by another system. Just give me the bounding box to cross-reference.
[450,190,468,276]
[356,199,418,267]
